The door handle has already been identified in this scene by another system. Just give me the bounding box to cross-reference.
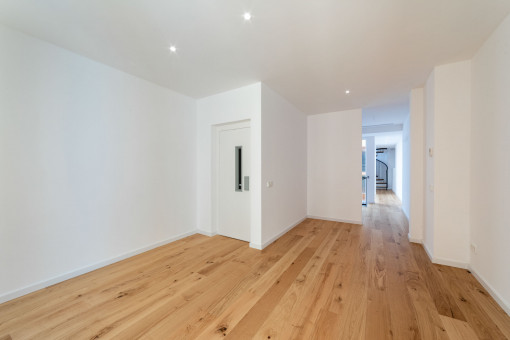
[235,146,242,192]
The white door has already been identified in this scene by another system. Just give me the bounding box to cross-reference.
[365,136,376,203]
[218,127,251,242]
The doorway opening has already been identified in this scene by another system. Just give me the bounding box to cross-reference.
[362,132,403,204]
[371,132,403,204]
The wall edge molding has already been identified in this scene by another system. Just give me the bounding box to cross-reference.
[254,217,307,250]
[468,265,510,317]
[422,243,469,269]
[0,229,197,304]
[196,229,217,237]
[414,243,509,316]
[306,215,362,225]
[249,242,263,250]
[408,233,423,244]
[431,257,469,269]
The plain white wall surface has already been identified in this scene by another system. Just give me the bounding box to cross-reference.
[423,61,471,267]
[402,114,411,219]
[307,109,362,224]
[432,60,471,266]
[424,71,436,256]
[196,83,262,246]
[394,137,403,201]
[260,84,307,247]
[0,25,197,301]
[470,13,510,311]
[408,88,425,242]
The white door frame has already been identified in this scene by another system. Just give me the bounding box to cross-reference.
[211,119,251,240]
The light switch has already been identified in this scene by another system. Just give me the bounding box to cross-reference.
[266,181,273,188]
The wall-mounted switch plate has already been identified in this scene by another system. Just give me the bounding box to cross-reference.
[471,243,478,254]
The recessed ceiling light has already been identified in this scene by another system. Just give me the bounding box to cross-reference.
[169,45,177,53]
[243,12,252,21]
[345,89,351,94]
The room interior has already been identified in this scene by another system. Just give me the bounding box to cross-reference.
[1,1,510,339]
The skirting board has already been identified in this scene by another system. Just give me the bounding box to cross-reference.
[0,229,197,304]
[407,233,423,244]
[196,229,217,237]
[306,215,362,225]
[422,243,469,269]
[250,217,307,250]
[419,241,510,316]
[249,242,263,250]
[468,265,510,316]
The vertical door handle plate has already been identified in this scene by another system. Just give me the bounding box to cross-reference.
[235,146,242,192]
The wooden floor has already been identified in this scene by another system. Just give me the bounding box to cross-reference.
[1,191,510,339]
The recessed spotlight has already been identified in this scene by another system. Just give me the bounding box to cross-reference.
[243,12,252,21]
[345,89,351,94]
[169,45,177,53]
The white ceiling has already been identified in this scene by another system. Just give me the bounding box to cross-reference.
[1,0,509,114]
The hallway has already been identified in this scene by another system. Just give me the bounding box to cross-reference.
[0,192,509,339]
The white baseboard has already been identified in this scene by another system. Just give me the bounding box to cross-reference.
[250,216,360,250]
[306,215,362,225]
[0,230,197,305]
[422,243,469,269]
[407,233,423,244]
[423,243,435,263]
[431,257,469,269]
[251,217,307,250]
[249,242,263,250]
[417,243,509,316]
[468,265,510,316]
[196,229,216,237]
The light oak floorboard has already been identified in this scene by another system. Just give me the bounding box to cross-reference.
[0,190,509,339]
[440,315,479,340]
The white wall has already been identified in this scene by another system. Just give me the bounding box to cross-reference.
[394,137,403,201]
[307,109,362,224]
[196,83,262,246]
[0,25,197,301]
[470,13,510,312]
[408,88,425,242]
[260,84,307,247]
[423,61,471,267]
[424,71,436,255]
[402,114,411,219]
[433,61,471,265]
